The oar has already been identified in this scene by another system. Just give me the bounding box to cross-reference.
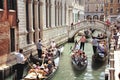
[69,46,73,54]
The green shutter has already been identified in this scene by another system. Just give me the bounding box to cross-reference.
[0,0,3,9]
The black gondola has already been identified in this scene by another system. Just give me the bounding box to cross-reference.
[24,52,59,80]
[92,53,107,63]
[71,57,88,71]
[92,33,107,39]
[92,45,108,63]
[29,46,64,64]
[71,50,88,71]
[24,46,64,80]
[24,57,60,80]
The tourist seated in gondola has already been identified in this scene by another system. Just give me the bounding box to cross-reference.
[28,59,56,77]
[29,63,47,77]
[71,50,87,66]
[97,40,107,58]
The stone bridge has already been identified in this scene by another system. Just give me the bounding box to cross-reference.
[68,20,111,41]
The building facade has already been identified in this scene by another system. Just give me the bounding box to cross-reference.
[0,0,84,78]
[104,0,120,22]
[70,0,85,23]
[85,0,104,21]
[0,0,18,65]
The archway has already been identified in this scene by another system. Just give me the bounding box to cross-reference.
[100,15,104,21]
[86,15,92,20]
[93,15,99,20]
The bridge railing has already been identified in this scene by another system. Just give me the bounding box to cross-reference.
[70,20,108,31]
[68,20,111,38]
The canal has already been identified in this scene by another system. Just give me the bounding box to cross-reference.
[6,31,107,80]
[52,32,107,80]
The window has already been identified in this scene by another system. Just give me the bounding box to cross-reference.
[118,0,120,3]
[26,0,30,44]
[79,0,81,5]
[87,5,89,12]
[58,2,59,26]
[10,28,15,52]
[64,3,66,24]
[38,0,40,29]
[46,0,48,28]
[49,0,51,27]
[61,2,62,25]
[0,0,3,9]
[101,5,103,12]
[96,5,98,11]
[7,0,16,10]
[110,8,113,14]
[55,0,57,26]
[33,2,35,30]
[110,0,113,3]
[117,8,120,13]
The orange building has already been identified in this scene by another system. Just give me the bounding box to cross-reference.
[85,0,104,21]
[104,0,120,21]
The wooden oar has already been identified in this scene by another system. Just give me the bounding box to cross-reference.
[69,46,73,54]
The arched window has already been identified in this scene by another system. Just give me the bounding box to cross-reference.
[26,0,30,44]
[55,0,57,26]
[64,2,66,24]
[46,0,51,28]
[110,8,113,14]
[61,2,62,25]
[46,0,48,28]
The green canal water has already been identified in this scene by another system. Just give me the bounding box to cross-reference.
[52,42,107,80]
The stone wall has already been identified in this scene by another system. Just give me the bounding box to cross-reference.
[42,26,68,45]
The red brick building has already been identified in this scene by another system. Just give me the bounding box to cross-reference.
[0,0,18,64]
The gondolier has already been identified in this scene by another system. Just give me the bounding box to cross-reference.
[92,37,98,54]
[37,39,44,58]
[79,35,86,51]
[14,49,26,80]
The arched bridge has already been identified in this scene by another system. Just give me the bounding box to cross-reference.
[68,20,111,41]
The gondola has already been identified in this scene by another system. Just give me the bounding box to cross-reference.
[29,46,64,64]
[71,50,88,71]
[24,56,60,80]
[24,46,63,80]
[92,43,108,63]
[92,35,107,40]
[92,53,107,63]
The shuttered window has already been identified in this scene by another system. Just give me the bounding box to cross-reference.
[0,0,3,9]
[7,0,16,10]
